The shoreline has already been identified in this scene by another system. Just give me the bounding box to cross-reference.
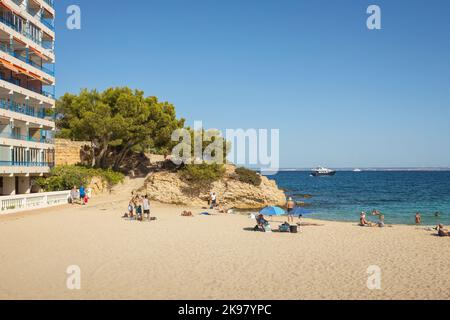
[0,201,444,228]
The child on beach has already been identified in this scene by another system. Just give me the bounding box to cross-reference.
[135,196,143,221]
[79,185,86,205]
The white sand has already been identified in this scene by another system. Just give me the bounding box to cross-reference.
[0,193,449,300]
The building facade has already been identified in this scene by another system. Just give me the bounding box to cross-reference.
[0,0,55,195]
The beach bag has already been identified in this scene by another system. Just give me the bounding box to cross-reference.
[264,225,272,233]
[290,225,298,233]
[279,224,290,233]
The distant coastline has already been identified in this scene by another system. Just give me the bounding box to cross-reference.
[276,167,450,172]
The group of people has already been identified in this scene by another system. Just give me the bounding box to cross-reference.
[69,185,90,205]
[360,210,449,237]
[123,193,152,222]
[359,210,385,228]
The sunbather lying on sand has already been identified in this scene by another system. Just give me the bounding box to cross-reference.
[437,224,450,237]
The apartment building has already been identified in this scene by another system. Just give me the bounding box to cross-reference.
[0,0,55,195]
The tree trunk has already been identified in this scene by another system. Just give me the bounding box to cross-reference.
[90,141,96,167]
[96,143,109,168]
[113,144,132,171]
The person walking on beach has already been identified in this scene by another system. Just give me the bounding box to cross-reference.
[143,195,151,220]
[415,212,422,225]
[287,197,295,224]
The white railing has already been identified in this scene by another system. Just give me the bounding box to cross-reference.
[0,191,70,215]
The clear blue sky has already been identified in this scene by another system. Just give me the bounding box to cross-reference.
[55,0,450,168]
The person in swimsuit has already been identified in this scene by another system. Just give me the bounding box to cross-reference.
[286,197,296,224]
[415,212,422,225]
[437,224,450,237]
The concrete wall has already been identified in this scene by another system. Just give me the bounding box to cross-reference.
[55,139,90,166]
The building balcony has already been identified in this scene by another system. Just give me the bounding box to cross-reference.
[0,14,54,56]
[0,98,53,120]
[0,74,55,101]
[0,43,55,77]
[0,131,54,144]
[43,0,54,9]
[40,17,54,31]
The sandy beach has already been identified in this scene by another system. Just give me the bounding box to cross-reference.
[0,192,449,300]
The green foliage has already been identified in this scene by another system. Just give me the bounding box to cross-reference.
[36,166,124,192]
[235,167,262,186]
[56,87,185,169]
[179,163,225,188]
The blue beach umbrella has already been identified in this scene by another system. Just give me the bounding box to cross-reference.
[260,206,286,216]
[290,207,313,217]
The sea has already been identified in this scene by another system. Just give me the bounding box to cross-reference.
[269,170,450,225]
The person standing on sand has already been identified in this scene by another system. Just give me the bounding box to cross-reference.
[210,192,217,209]
[79,185,86,206]
[415,212,422,225]
[286,197,295,224]
[70,186,78,204]
[143,195,151,220]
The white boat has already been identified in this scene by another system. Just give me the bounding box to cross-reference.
[353,168,362,172]
[311,166,336,177]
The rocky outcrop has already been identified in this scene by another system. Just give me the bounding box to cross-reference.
[138,165,286,209]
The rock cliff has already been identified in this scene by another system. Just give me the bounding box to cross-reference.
[138,165,286,209]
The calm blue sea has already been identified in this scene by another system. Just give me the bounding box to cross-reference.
[270,171,450,225]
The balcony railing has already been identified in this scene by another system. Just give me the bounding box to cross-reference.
[0,74,56,100]
[0,15,54,53]
[0,131,55,144]
[40,18,55,31]
[0,161,54,167]
[0,98,48,119]
[0,43,55,76]
[43,0,55,9]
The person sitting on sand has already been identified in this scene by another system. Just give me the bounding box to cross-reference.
[415,212,422,225]
[360,212,369,226]
[377,214,385,228]
[255,214,269,231]
[181,211,193,217]
[126,201,134,218]
[437,224,450,237]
